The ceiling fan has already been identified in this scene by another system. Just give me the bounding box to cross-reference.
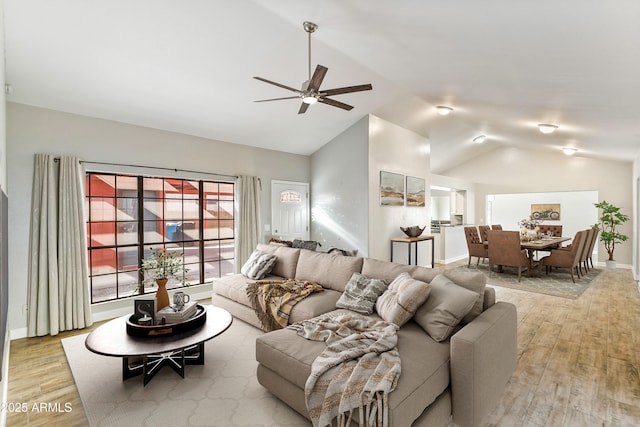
[254,21,373,114]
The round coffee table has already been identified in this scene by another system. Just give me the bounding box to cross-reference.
[85,305,232,386]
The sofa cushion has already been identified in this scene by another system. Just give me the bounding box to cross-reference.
[295,250,364,292]
[411,266,445,283]
[240,249,277,280]
[288,289,343,324]
[256,309,451,425]
[335,273,389,314]
[212,273,281,307]
[376,272,431,326]
[360,258,417,282]
[413,274,478,342]
[256,243,301,279]
[442,270,487,325]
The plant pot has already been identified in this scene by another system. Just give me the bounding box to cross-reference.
[605,260,617,269]
[155,278,170,310]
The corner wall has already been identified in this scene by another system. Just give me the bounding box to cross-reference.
[310,116,369,255]
[7,103,311,337]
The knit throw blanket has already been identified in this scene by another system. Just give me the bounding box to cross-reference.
[289,312,401,427]
[246,279,323,331]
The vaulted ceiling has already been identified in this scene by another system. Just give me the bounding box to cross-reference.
[5,1,640,173]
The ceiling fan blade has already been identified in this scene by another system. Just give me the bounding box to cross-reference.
[253,77,303,95]
[298,102,310,114]
[318,97,353,111]
[307,65,328,92]
[321,84,373,97]
[254,96,301,103]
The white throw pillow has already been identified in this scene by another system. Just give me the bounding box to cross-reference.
[241,249,278,280]
[375,272,431,326]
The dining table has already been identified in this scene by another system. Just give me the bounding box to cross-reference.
[520,236,572,275]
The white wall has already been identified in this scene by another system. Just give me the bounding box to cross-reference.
[445,147,633,265]
[6,103,311,337]
[0,0,8,424]
[310,116,369,255]
[368,115,431,264]
[490,190,598,249]
[633,151,640,279]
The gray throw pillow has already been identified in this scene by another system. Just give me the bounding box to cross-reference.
[336,272,389,314]
[413,274,478,342]
[240,249,277,280]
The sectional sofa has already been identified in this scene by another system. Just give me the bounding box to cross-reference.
[212,243,517,427]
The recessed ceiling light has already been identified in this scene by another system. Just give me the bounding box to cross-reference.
[436,106,453,116]
[538,124,558,134]
[473,135,487,144]
[562,147,577,156]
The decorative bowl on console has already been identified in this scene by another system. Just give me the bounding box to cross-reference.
[400,225,426,238]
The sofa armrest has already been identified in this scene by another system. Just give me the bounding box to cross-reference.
[450,302,517,427]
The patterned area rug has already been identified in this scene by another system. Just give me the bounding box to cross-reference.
[455,262,602,299]
[62,318,309,427]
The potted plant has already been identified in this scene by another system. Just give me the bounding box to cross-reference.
[594,200,630,269]
[140,248,189,309]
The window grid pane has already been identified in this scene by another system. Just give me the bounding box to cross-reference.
[87,172,234,303]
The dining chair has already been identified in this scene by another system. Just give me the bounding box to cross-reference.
[487,230,530,282]
[478,225,491,243]
[538,230,586,283]
[538,225,563,237]
[585,228,599,269]
[491,224,503,230]
[578,228,596,274]
[464,226,488,267]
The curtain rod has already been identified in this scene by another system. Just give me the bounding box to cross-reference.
[54,157,238,180]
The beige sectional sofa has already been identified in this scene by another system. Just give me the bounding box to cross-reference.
[212,243,517,427]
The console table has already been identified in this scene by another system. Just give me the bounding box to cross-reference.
[390,235,435,268]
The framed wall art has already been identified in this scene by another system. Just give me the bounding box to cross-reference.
[379,171,405,206]
[531,203,560,220]
[406,176,426,207]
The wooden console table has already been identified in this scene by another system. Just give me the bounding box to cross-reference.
[390,235,435,268]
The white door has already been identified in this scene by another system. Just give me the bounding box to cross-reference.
[271,180,309,241]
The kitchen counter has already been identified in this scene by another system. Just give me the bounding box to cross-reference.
[431,225,470,264]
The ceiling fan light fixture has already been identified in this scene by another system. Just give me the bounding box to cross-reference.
[562,147,577,156]
[538,124,558,134]
[436,106,453,116]
[302,95,318,105]
[473,135,487,144]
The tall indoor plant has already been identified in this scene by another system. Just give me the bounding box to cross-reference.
[140,248,189,309]
[594,200,630,269]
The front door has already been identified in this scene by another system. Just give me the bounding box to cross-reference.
[271,180,309,241]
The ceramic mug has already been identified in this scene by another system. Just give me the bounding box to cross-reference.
[173,291,190,310]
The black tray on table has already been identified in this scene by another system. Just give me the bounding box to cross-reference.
[125,304,207,337]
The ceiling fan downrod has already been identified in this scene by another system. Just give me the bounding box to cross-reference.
[303,21,318,81]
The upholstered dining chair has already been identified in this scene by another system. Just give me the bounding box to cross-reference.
[538,230,586,283]
[578,228,597,274]
[491,224,503,230]
[478,225,491,243]
[538,224,563,237]
[585,228,599,269]
[487,230,530,282]
[464,226,488,267]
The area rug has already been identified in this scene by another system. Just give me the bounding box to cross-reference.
[455,263,602,299]
[62,319,309,427]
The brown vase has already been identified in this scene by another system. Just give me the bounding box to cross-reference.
[155,278,170,310]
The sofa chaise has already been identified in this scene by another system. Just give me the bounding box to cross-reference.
[212,243,517,427]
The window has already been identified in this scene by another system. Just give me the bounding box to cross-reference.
[86,173,235,303]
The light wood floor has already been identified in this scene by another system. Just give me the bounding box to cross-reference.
[6,266,640,426]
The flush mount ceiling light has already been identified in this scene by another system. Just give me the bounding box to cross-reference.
[473,135,487,144]
[538,124,558,134]
[562,147,577,156]
[436,106,453,116]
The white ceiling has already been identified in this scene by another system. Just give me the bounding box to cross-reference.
[5,1,640,173]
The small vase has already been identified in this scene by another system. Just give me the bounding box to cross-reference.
[155,278,170,310]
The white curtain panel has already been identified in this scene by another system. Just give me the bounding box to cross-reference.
[27,154,92,337]
[236,175,261,271]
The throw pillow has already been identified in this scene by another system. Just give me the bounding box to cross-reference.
[442,270,486,325]
[413,274,479,342]
[240,249,278,280]
[375,272,431,326]
[335,273,389,314]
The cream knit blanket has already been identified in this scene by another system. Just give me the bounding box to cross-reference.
[289,312,401,427]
